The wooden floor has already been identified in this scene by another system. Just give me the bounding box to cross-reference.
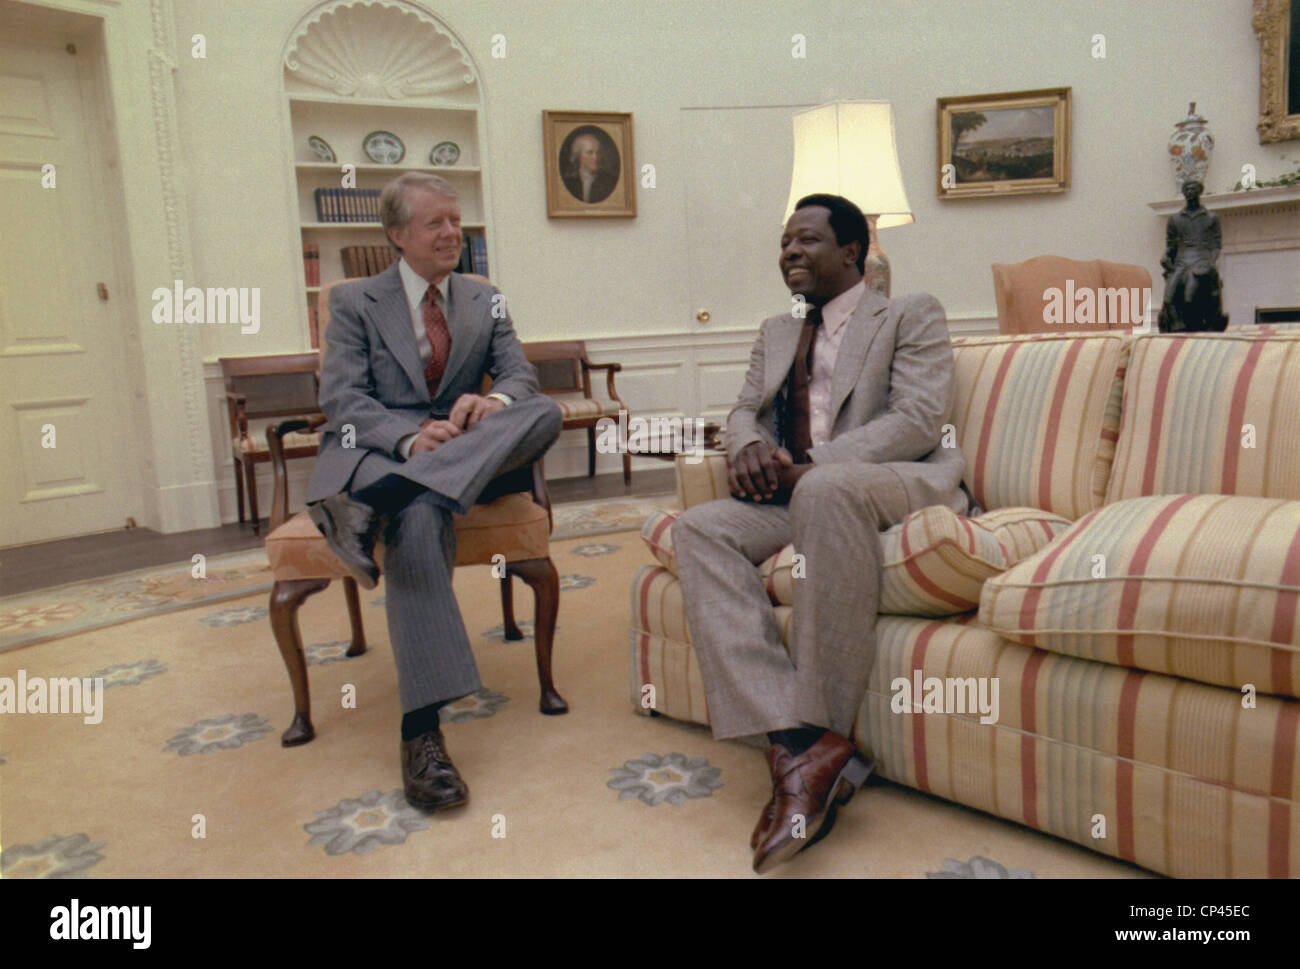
[0,466,675,597]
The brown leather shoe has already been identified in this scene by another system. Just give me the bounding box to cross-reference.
[751,732,872,874]
[400,727,468,811]
[308,493,381,590]
[750,744,792,849]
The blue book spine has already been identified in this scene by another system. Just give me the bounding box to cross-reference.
[470,235,489,278]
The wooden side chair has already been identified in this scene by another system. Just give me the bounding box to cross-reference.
[991,255,1152,334]
[263,277,566,748]
[524,341,631,483]
[220,353,323,536]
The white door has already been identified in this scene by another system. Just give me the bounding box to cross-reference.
[680,104,811,333]
[679,104,811,421]
[0,26,135,547]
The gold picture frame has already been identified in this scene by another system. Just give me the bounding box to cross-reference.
[1254,0,1300,143]
[543,111,636,218]
[936,87,1071,199]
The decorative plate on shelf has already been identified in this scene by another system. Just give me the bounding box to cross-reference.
[307,136,336,163]
[362,130,405,164]
[429,141,460,166]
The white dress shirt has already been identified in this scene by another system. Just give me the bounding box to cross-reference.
[808,279,866,449]
[395,258,510,459]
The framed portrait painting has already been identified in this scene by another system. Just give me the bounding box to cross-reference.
[936,87,1071,199]
[543,111,636,218]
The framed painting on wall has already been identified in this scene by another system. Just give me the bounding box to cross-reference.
[1254,0,1300,143]
[936,87,1071,199]
[543,111,636,218]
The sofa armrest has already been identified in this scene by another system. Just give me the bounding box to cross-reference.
[674,452,729,509]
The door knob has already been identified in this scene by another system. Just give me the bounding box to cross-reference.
[695,309,710,323]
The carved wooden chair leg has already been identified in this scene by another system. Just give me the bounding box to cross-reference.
[586,425,597,477]
[245,460,262,536]
[341,577,367,656]
[270,577,330,746]
[499,572,523,640]
[508,556,567,714]
[234,460,246,523]
[622,450,632,485]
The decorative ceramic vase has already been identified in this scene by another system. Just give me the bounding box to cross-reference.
[1168,102,1213,191]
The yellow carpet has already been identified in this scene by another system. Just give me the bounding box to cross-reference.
[0,533,1149,878]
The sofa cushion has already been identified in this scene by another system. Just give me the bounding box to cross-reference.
[765,505,1072,616]
[1106,332,1300,503]
[640,509,678,571]
[979,494,1300,699]
[641,504,1071,617]
[950,333,1130,519]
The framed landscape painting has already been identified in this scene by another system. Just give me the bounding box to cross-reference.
[936,87,1071,199]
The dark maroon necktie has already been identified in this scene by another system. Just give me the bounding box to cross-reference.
[784,305,822,463]
[423,285,452,397]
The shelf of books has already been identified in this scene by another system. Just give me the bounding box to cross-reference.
[289,97,490,348]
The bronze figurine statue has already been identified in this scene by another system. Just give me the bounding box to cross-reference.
[1158,179,1228,332]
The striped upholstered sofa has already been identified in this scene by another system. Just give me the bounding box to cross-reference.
[629,328,1300,878]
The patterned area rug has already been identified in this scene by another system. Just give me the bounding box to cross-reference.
[0,495,673,653]
[0,533,1146,878]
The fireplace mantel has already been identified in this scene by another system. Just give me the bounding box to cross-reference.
[1147,184,1300,217]
[1147,185,1300,326]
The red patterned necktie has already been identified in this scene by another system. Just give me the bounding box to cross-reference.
[423,285,452,397]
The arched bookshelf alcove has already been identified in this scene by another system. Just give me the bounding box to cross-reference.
[281,0,490,345]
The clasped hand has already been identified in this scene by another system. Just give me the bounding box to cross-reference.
[409,393,504,455]
[728,442,811,502]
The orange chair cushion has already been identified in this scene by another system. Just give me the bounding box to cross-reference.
[266,493,550,581]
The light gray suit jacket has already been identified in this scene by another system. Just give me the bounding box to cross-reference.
[727,288,970,513]
[305,264,539,503]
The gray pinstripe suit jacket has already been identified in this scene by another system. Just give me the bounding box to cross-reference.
[726,288,969,514]
[305,264,539,504]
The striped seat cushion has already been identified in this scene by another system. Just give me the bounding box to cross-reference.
[858,615,1300,877]
[950,333,1130,519]
[979,494,1300,698]
[1106,332,1300,502]
[554,397,621,420]
[233,430,321,454]
[641,504,1071,617]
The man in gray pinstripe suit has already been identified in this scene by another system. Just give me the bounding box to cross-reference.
[306,172,561,812]
[673,194,971,872]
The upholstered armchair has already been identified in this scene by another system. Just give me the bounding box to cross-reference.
[991,255,1152,334]
[524,341,632,483]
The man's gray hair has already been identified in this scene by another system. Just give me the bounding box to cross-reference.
[380,172,458,247]
[568,132,599,165]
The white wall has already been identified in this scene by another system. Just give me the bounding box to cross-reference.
[162,0,1292,513]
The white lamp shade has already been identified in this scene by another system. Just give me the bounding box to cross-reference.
[784,101,913,229]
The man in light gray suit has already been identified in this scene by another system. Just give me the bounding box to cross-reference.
[306,172,561,812]
[673,194,971,872]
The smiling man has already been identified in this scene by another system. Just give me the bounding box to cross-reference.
[672,193,972,873]
[306,171,561,812]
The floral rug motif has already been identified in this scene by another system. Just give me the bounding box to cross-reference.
[0,496,670,654]
[1,834,105,879]
[608,753,723,806]
[0,550,273,653]
[550,496,675,541]
[926,856,1035,878]
[304,790,431,856]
